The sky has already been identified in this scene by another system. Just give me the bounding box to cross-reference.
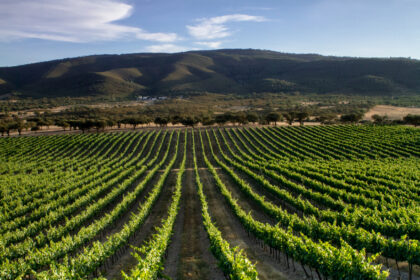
[0,0,419,66]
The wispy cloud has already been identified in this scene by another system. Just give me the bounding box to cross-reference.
[187,14,266,40]
[145,44,189,53]
[195,41,222,48]
[0,0,178,43]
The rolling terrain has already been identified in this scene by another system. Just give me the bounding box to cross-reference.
[0,125,419,279]
[1,49,420,100]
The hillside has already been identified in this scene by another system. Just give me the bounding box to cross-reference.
[0,49,420,100]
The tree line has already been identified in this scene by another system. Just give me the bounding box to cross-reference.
[0,110,418,136]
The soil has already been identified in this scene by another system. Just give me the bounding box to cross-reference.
[199,167,307,280]
[196,129,308,280]
[364,105,420,120]
[163,130,224,279]
[101,132,180,279]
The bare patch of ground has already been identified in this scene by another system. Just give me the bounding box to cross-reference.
[163,131,223,280]
[300,101,319,106]
[6,100,146,118]
[364,105,420,120]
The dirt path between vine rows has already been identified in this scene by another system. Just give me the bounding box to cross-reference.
[163,130,224,280]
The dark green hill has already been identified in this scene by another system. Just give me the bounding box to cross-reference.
[0,49,419,99]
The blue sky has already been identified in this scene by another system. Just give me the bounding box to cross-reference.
[0,0,419,66]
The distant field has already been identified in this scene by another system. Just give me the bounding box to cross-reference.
[364,105,420,120]
[0,126,419,280]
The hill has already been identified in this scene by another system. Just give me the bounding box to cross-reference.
[0,49,420,100]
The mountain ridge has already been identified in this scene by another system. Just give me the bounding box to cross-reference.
[1,49,419,99]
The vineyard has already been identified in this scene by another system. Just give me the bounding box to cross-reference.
[0,125,419,280]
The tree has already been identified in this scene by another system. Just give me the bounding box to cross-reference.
[317,113,337,124]
[171,115,182,126]
[215,115,228,126]
[246,112,259,124]
[296,111,309,126]
[222,112,235,125]
[283,112,296,125]
[106,119,116,129]
[201,115,215,126]
[77,119,95,133]
[25,121,37,131]
[340,113,363,123]
[93,119,107,132]
[7,121,18,135]
[37,118,53,129]
[372,114,388,125]
[0,121,6,136]
[403,114,420,126]
[154,116,169,127]
[121,118,131,128]
[234,112,248,126]
[116,118,123,129]
[12,118,25,135]
[258,118,269,125]
[143,116,152,126]
[5,123,12,136]
[265,112,281,126]
[121,117,143,129]
[181,116,200,127]
[55,119,70,131]
[67,120,79,131]
[127,118,140,129]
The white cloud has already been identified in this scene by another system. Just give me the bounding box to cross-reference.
[0,0,178,43]
[195,41,222,48]
[187,14,266,40]
[145,44,189,53]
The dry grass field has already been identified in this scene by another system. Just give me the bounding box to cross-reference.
[364,105,420,120]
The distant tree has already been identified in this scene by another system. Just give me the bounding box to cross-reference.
[7,121,18,135]
[258,118,269,125]
[13,118,25,135]
[106,119,116,129]
[121,117,143,129]
[25,121,37,131]
[246,112,259,124]
[234,112,248,125]
[372,114,388,124]
[154,116,169,127]
[222,112,234,125]
[37,118,53,129]
[201,115,216,126]
[77,119,95,133]
[283,112,296,125]
[317,113,337,124]
[143,116,152,126]
[403,114,420,126]
[67,120,79,131]
[181,116,200,127]
[93,119,107,132]
[171,115,182,126]
[340,113,363,123]
[116,118,123,129]
[5,123,12,136]
[0,121,6,136]
[215,115,228,126]
[296,111,309,126]
[55,119,70,131]
[265,112,281,126]
[127,117,140,129]
[121,118,131,128]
